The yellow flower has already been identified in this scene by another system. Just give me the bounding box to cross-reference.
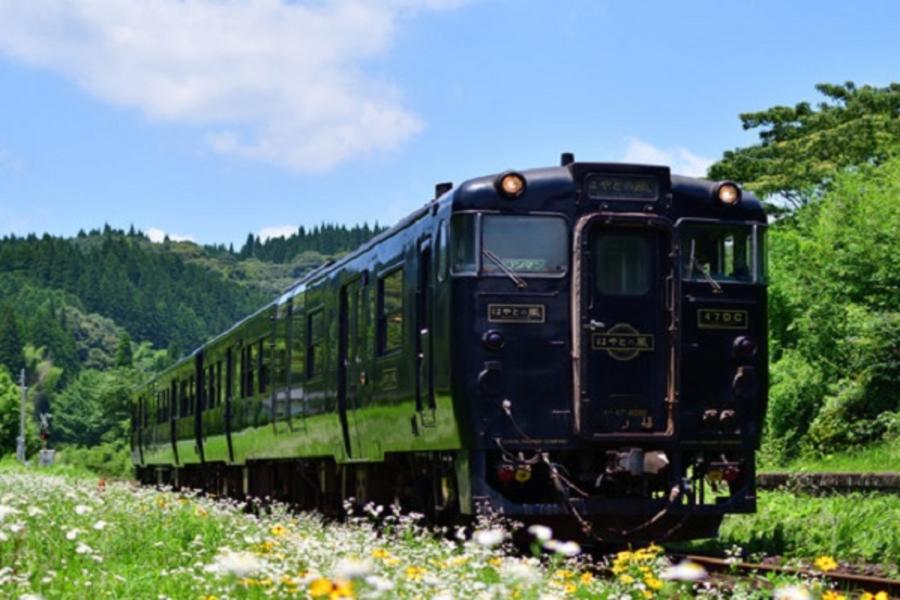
[270,524,287,537]
[156,497,167,509]
[310,578,334,598]
[644,575,663,590]
[553,569,574,580]
[563,582,577,594]
[405,566,426,581]
[202,596,217,600]
[579,572,594,585]
[642,591,654,599]
[814,556,838,572]
[822,592,846,600]
[875,593,889,600]
[619,574,635,584]
[489,557,503,567]
[371,548,390,559]
[194,506,207,517]
[330,580,353,600]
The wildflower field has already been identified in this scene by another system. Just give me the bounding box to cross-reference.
[0,463,887,600]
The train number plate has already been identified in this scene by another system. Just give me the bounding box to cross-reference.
[697,308,748,330]
[487,303,545,323]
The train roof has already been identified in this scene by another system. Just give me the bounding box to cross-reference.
[140,160,764,389]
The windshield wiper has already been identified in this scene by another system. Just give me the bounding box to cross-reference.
[482,249,527,289]
[688,240,723,294]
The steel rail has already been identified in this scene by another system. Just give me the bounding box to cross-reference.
[673,553,900,596]
[757,472,900,493]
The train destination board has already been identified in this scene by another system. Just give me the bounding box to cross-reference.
[585,174,659,201]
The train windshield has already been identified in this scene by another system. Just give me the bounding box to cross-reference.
[451,214,568,276]
[680,223,763,283]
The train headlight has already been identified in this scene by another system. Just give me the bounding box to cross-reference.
[496,171,527,199]
[715,181,742,205]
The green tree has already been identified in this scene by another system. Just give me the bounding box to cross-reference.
[709,82,900,210]
[764,157,900,458]
[0,303,24,376]
[0,366,21,454]
[115,331,133,367]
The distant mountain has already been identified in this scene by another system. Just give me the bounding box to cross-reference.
[0,223,384,379]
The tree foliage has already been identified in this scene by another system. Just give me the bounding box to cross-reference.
[709,82,900,209]
[765,157,900,459]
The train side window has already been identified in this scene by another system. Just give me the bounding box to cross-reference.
[595,235,650,296]
[258,338,268,394]
[450,214,477,274]
[436,220,449,282]
[246,344,255,397]
[216,361,223,406]
[378,267,404,355]
[307,309,324,378]
[291,307,306,381]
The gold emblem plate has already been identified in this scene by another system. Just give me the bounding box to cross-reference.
[591,322,654,361]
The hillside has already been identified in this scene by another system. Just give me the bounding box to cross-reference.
[0,223,383,367]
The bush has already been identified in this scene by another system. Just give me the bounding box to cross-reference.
[56,439,133,479]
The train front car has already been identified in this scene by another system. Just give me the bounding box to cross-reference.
[449,159,767,541]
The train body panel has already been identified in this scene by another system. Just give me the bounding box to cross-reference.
[132,158,767,541]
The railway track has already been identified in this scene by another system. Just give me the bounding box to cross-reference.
[672,553,900,597]
[757,472,900,493]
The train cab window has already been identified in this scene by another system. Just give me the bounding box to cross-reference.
[307,310,324,378]
[377,268,404,354]
[451,214,477,274]
[681,224,755,283]
[595,235,650,296]
[482,215,568,275]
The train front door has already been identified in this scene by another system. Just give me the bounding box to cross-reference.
[578,220,672,438]
[416,239,436,427]
[338,278,365,457]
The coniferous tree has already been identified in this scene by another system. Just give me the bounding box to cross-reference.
[0,304,24,376]
[114,332,133,368]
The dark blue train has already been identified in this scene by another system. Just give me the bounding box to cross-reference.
[132,154,767,541]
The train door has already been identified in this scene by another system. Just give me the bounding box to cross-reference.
[271,302,291,433]
[578,221,672,437]
[194,352,205,462]
[338,278,364,457]
[416,238,436,426]
[225,347,235,462]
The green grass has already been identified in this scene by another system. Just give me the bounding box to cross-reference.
[675,490,900,577]
[0,465,834,599]
[760,439,900,473]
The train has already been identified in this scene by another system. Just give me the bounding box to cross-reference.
[131,154,768,541]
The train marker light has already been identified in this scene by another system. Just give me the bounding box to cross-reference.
[514,466,532,483]
[496,171,527,198]
[497,464,515,484]
[715,181,742,205]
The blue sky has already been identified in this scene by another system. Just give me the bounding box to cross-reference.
[0,0,898,247]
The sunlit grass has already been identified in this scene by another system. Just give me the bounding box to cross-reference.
[0,462,878,599]
[676,490,900,577]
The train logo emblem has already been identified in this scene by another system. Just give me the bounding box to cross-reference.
[487,303,545,323]
[591,322,654,361]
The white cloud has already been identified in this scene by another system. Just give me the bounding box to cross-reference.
[146,227,194,243]
[621,137,714,178]
[258,224,298,241]
[0,1,466,172]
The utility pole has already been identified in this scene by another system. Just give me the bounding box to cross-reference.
[15,368,26,463]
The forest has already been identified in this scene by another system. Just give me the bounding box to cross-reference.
[0,82,897,474]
